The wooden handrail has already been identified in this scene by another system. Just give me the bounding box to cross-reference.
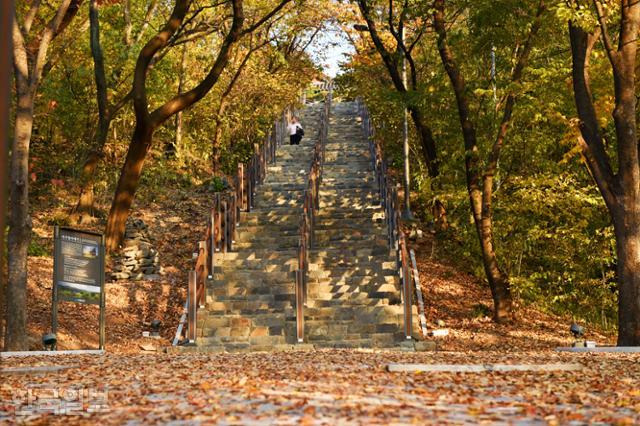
[357,99,413,340]
[295,85,333,343]
[173,107,291,346]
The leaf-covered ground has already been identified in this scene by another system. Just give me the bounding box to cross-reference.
[2,350,640,424]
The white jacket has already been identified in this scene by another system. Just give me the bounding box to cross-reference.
[288,123,303,136]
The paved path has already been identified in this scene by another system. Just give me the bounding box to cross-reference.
[2,350,639,424]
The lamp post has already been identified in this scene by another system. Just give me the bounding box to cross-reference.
[400,26,412,219]
[353,23,412,219]
[0,0,14,344]
[491,44,497,106]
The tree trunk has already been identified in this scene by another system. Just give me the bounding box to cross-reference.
[614,211,640,345]
[478,193,513,320]
[468,169,513,322]
[433,0,513,321]
[6,90,34,351]
[408,106,438,177]
[568,2,640,344]
[0,0,13,348]
[74,151,101,221]
[105,122,153,251]
[5,0,83,350]
[73,0,110,222]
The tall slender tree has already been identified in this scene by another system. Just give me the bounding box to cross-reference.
[432,0,546,321]
[7,0,84,350]
[567,0,640,345]
[0,0,15,347]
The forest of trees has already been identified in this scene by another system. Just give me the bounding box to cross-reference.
[2,0,640,349]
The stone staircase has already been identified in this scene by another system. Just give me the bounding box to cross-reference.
[192,101,418,352]
[305,102,417,348]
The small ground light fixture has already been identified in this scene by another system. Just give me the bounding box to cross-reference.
[150,320,162,337]
[570,323,595,348]
[570,323,584,338]
[42,333,57,351]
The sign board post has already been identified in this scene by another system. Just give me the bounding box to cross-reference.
[52,226,106,350]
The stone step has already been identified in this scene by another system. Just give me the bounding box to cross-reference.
[314,233,387,245]
[258,189,306,199]
[308,259,395,270]
[307,254,395,265]
[206,293,292,303]
[318,201,380,209]
[213,270,294,283]
[217,249,297,260]
[237,224,299,234]
[206,284,294,300]
[309,336,403,348]
[311,239,390,250]
[239,213,300,225]
[311,292,399,305]
[208,285,294,298]
[196,335,286,347]
[260,183,308,191]
[253,199,305,209]
[236,233,299,244]
[315,220,386,231]
[304,322,405,338]
[323,170,374,176]
[310,246,395,258]
[234,241,299,250]
[306,298,391,308]
[204,299,293,313]
[318,188,377,196]
[322,176,377,184]
[238,219,382,233]
[307,266,397,280]
[199,312,285,327]
[218,256,296,266]
[308,275,400,287]
[298,305,406,321]
[307,281,399,293]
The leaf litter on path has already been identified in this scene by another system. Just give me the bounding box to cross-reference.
[1,349,639,424]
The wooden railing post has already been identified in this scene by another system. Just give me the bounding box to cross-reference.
[231,194,237,248]
[248,159,254,211]
[237,163,245,212]
[296,268,304,342]
[215,193,222,251]
[400,234,412,340]
[209,208,215,278]
[200,240,208,282]
[221,199,228,254]
[188,270,197,343]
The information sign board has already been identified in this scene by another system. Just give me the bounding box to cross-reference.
[52,227,106,349]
